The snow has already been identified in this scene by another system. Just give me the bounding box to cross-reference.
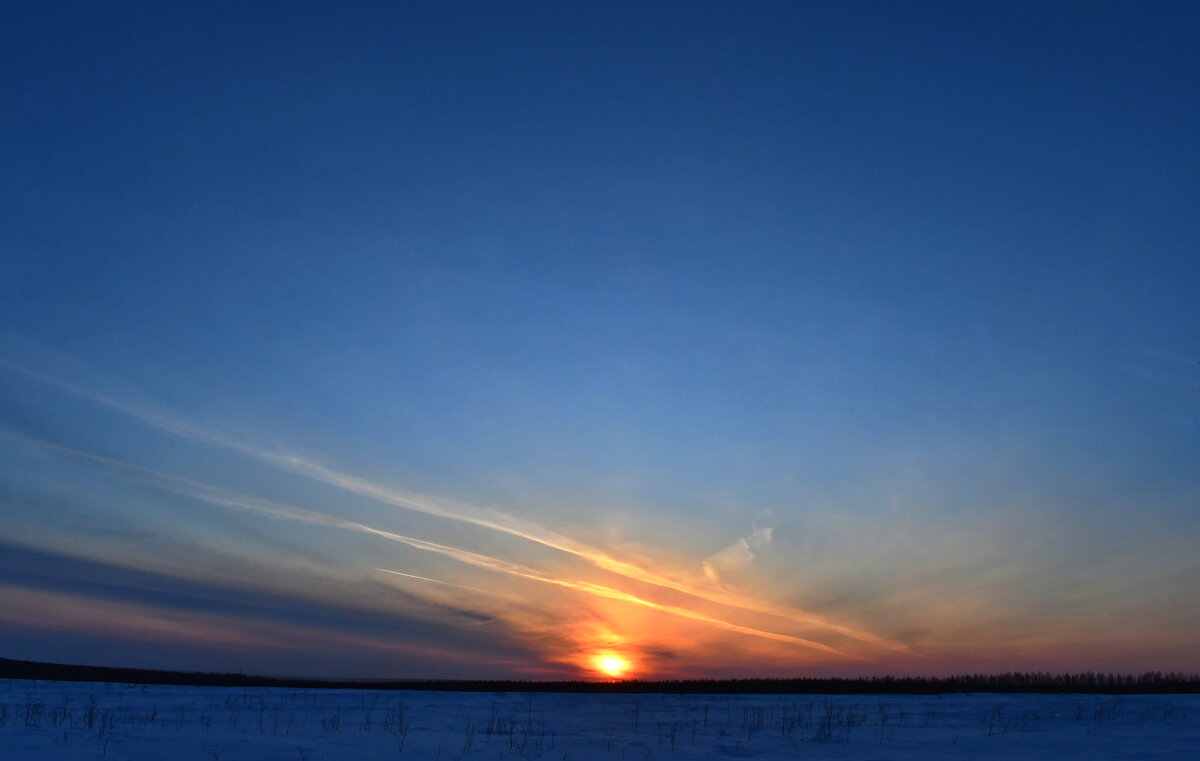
[1,678,1197,760]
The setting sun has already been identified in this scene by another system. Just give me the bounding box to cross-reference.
[592,653,631,679]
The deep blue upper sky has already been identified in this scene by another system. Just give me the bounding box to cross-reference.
[1,2,1198,676]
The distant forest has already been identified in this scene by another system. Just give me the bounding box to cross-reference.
[2,657,1197,694]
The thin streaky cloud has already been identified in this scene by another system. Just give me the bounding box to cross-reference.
[376,568,502,596]
[0,361,907,653]
[4,433,849,655]
[375,568,526,603]
[265,452,910,654]
[371,544,848,656]
[376,567,847,655]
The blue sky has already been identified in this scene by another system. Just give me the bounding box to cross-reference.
[2,1,1198,678]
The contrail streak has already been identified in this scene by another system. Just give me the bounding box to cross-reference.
[376,569,503,598]
[5,433,849,655]
[0,361,910,654]
[379,567,847,655]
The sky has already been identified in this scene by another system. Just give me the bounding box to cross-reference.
[1,1,1199,680]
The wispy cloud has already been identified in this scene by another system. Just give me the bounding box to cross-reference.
[704,514,774,584]
[5,432,851,655]
[0,361,912,657]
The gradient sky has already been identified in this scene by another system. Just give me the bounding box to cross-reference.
[2,1,1199,679]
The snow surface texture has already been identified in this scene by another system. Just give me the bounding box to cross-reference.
[1,679,1197,760]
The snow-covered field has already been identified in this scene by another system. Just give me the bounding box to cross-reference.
[1,679,1197,760]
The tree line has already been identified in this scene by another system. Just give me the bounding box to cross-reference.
[3,657,1198,694]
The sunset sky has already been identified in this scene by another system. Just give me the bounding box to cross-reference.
[2,2,1199,680]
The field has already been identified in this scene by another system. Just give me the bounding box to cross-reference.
[1,678,1197,760]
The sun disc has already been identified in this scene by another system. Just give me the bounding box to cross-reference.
[593,653,630,678]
